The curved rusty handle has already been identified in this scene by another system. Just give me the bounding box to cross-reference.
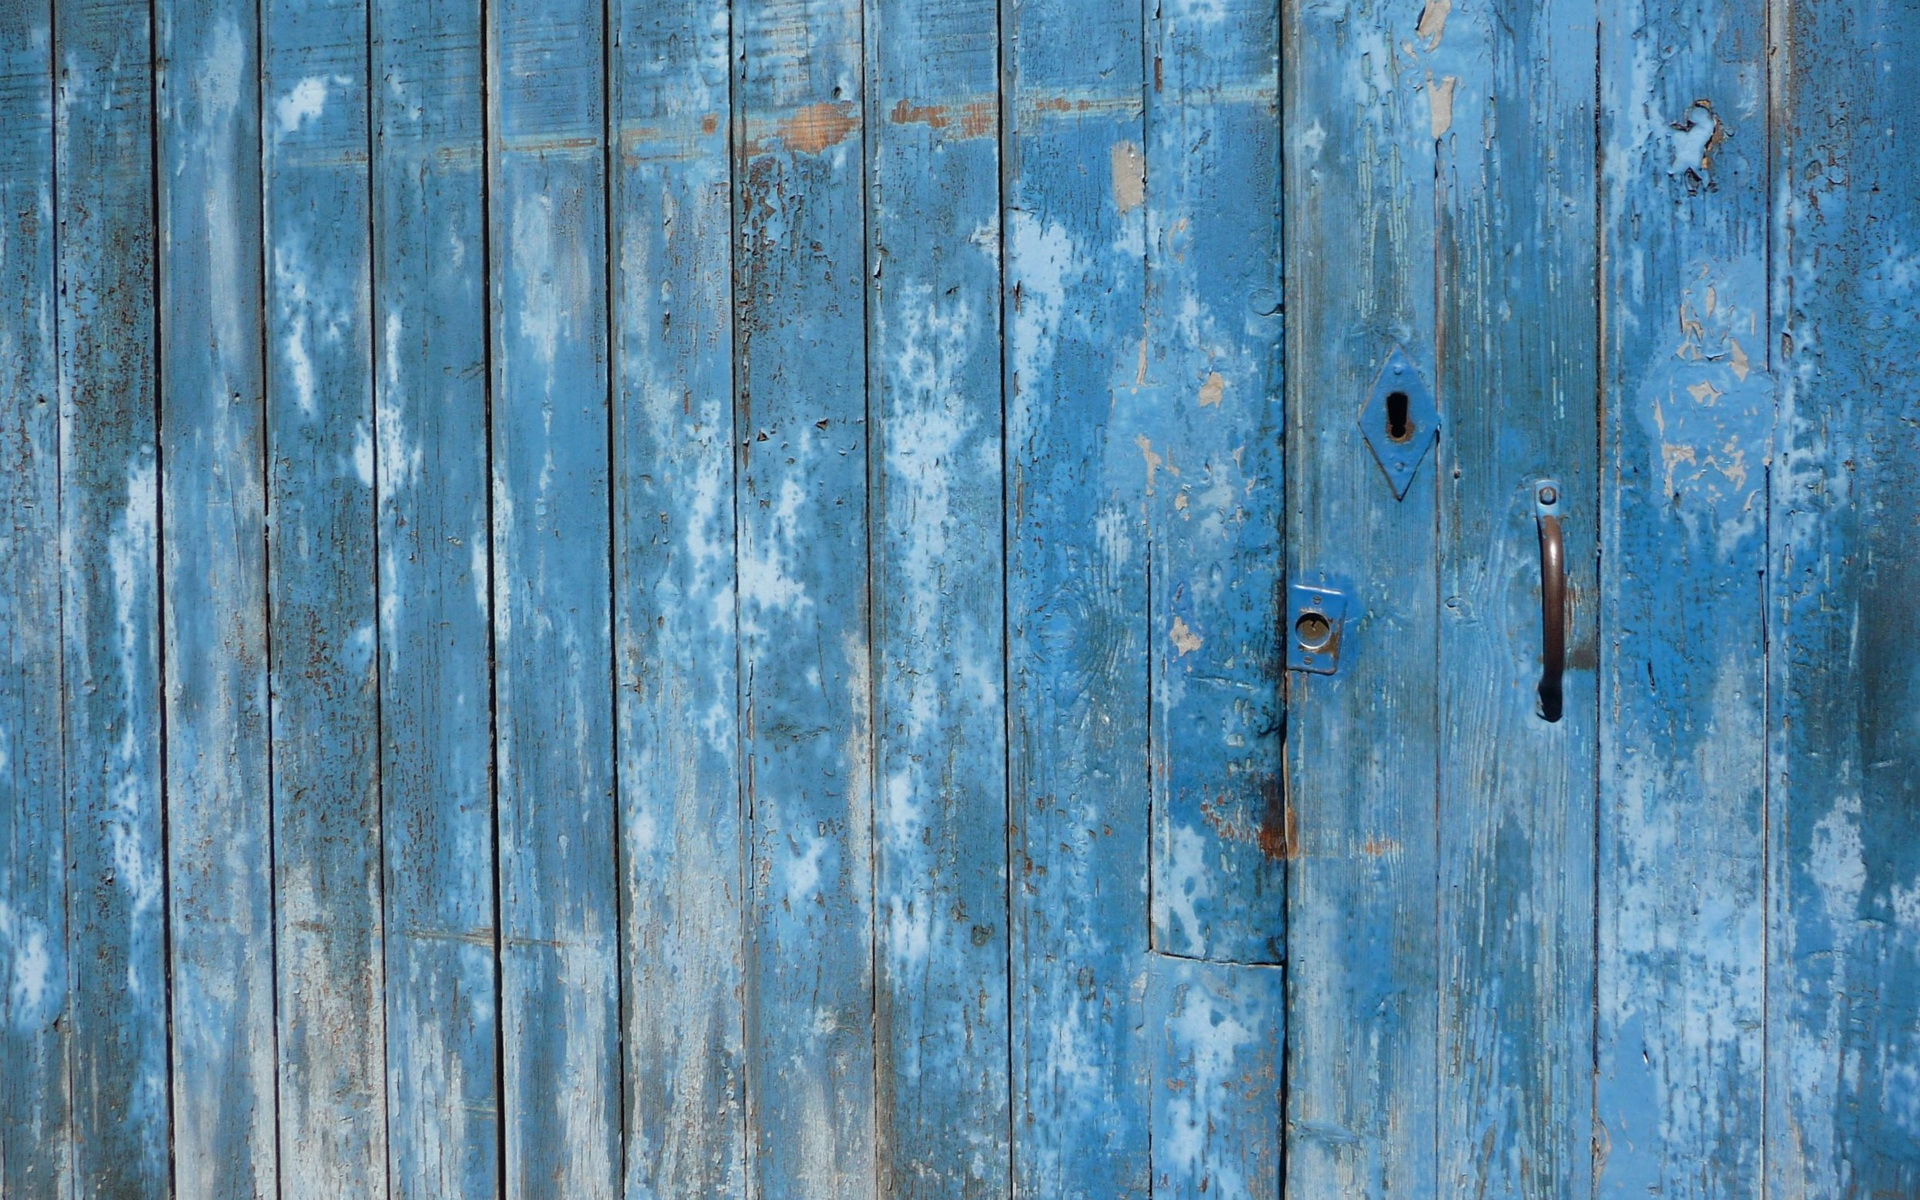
[1535,481,1566,723]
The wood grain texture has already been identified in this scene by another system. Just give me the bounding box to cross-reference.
[1768,0,1920,1189]
[263,0,387,1190]
[610,0,746,1193]
[372,2,497,1196]
[157,1,278,1194]
[1148,959,1283,1200]
[1002,0,1151,1192]
[0,8,68,1196]
[732,1,877,1195]
[55,0,172,1191]
[1596,2,1770,1192]
[486,0,620,1193]
[1142,0,1284,969]
[1138,0,1286,1188]
[864,0,1009,1195]
[1431,0,1599,1194]
[1281,0,1441,1193]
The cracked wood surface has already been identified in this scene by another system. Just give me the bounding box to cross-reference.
[0,1,1914,1195]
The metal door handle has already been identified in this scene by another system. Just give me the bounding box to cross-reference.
[1535,481,1565,722]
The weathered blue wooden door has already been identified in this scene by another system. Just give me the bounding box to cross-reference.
[3,0,1919,1196]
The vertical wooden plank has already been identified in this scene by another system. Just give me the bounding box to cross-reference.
[610,0,746,1194]
[1142,0,1284,970]
[1280,0,1440,1193]
[157,0,279,1194]
[1148,960,1283,1200]
[0,7,68,1196]
[1139,0,1286,1190]
[263,0,387,1188]
[864,0,1008,1196]
[487,0,619,1192]
[55,0,171,1190]
[372,2,497,1197]
[732,0,875,1194]
[1002,0,1150,1192]
[1430,0,1599,1194]
[1768,0,1920,1189]
[1595,2,1770,1193]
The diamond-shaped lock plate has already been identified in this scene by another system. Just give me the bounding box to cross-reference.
[1359,346,1439,500]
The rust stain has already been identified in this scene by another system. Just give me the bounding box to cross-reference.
[782,101,859,154]
[1257,779,1296,861]
[1361,837,1398,857]
[887,98,996,139]
[892,98,946,128]
[749,101,859,156]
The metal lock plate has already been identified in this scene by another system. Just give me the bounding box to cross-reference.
[1286,581,1350,675]
[1359,346,1440,500]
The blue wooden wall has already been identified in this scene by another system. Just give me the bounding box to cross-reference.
[1,0,1917,1196]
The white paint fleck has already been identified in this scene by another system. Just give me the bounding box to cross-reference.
[1,903,57,1027]
[1155,825,1214,953]
[1811,793,1867,922]
[1161,976,1258,1199]
[1668,104,1718,178]
[351,418,374,488]
[274,74,350,136]
[787,830,828,905]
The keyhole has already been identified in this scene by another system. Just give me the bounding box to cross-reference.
[1385,391,1412,442]
[1295,610,1332,649]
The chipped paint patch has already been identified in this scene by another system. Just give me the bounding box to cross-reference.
[1169,616,1203,656]
[1197,371,1225,407]
[1110,140,1145,214]
[1429,74,1458,139]
[1415,0,1451,49]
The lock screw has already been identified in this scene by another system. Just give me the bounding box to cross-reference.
[1538,484,1558,506]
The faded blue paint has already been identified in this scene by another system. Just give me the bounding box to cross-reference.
[0,7,68,1197]
[612,0,747,1195]
[157,1,278,1196]
[866,0,1010,1194]
[263,0,387,1190]
[1004,0,1153,1193]
[1769,0,1920,1191]
[487,0,620,1194]
[374,1,498,1196]
[1281,0,1442,1193]
[1431,0,1599,1193]
[56,0,172,1192]
[1149,959,1283,1200]
[5,1,1920,1194]
[1597,1,1771,1193]
[733,0,877,1195]
[1142,0,1285,967]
